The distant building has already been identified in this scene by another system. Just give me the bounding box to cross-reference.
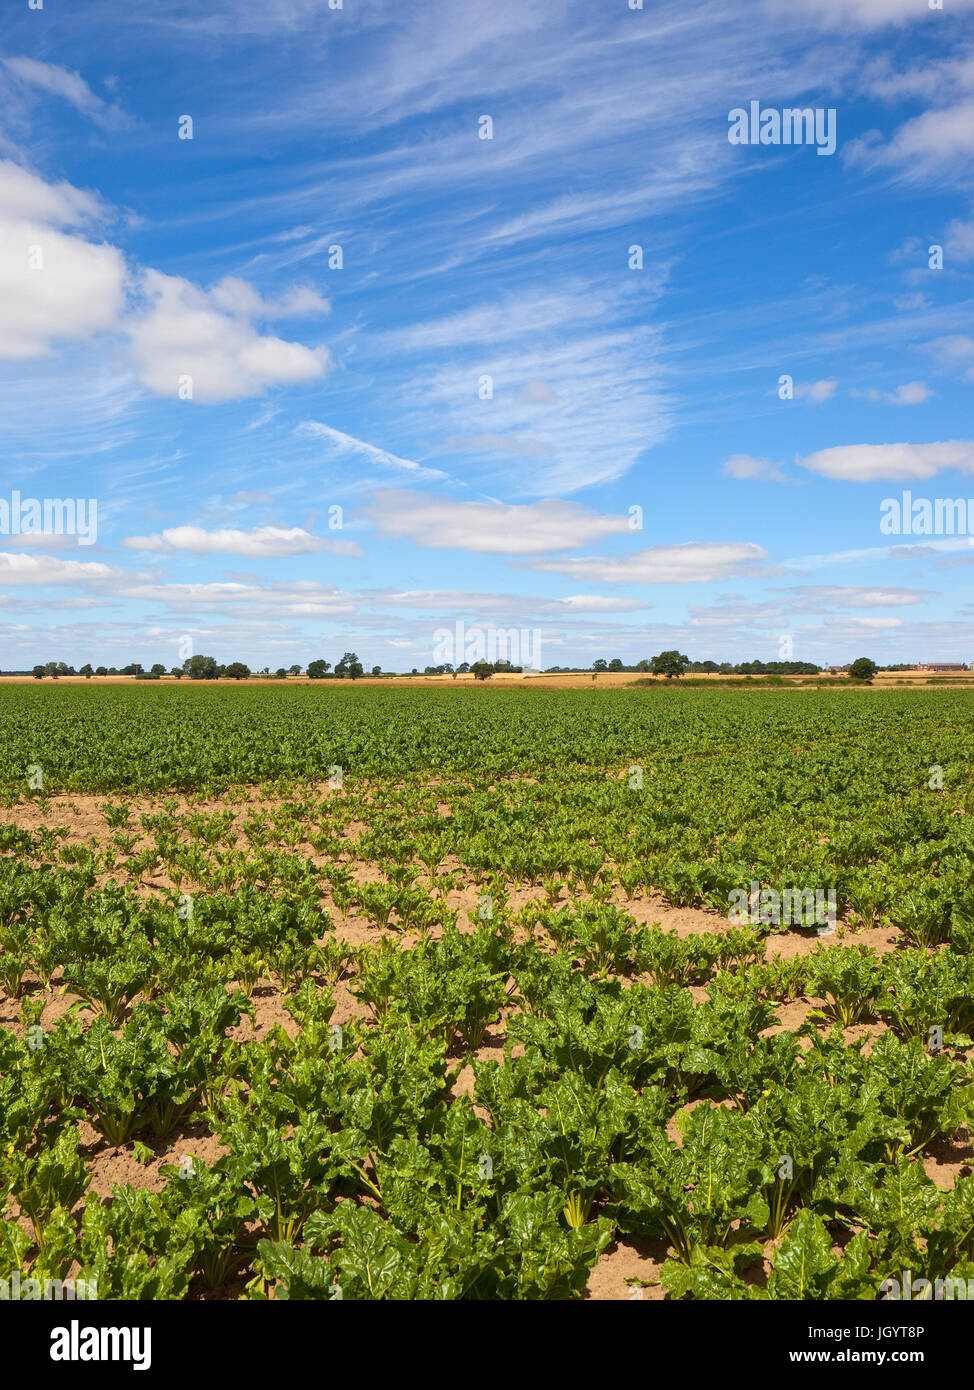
[915,662,967,672]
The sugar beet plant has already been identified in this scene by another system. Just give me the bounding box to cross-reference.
[2,685,974,1299]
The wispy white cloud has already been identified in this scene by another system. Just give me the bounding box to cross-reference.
[770,0,974,28]
[123,525,361,558]
[851,381,932,405]
[2,57,128,130]
[530,541,769,585]
[723,453,790,483]
[364,491,636,554]
[795,379,838,404]
[297,422,448,482]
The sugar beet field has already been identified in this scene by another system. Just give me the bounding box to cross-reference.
[2,683,974,1301]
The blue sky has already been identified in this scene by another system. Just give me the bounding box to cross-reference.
[1,0,974,671]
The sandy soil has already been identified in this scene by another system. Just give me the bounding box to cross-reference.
[0,780,963,1300]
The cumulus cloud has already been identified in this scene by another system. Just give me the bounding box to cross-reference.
[798,440,974,482]
[0,160,125,359]
[364,491,637,555]
[129,270,329,402]
[530,541,768,585]
[0,163,331,398]
[122,525,361,558]
[0,552,117,584]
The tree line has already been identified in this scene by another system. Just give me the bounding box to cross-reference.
[24,651,882,682]
[577,652,878,680]
[29,652,375,681]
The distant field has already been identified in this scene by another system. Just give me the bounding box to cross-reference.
[3,668,973,689]
[3,681,974,793]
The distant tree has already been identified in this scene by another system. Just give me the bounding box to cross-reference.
[150,663,166,676]
[121,663,143,676]
[80,664,94,679]
[288,664,302,676]
[224,662,250,680]
[108,667,119,675]
[608,658,624,671]
[335,651,364,680]
[849,657,878,682]
[307,659,332,679]
[456,662,470,674]
[635,659,651,673]
[275,668,288,679]
[32,664,44,680]
[592,658,608,672]
[651,650,691,679]
[471,661,494,681]
[184,654,219,680]
[96,666,108,677]
[371,665,382,676]
[170,667,183,679]
[44,662,58,679]
[57,662,73,677]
